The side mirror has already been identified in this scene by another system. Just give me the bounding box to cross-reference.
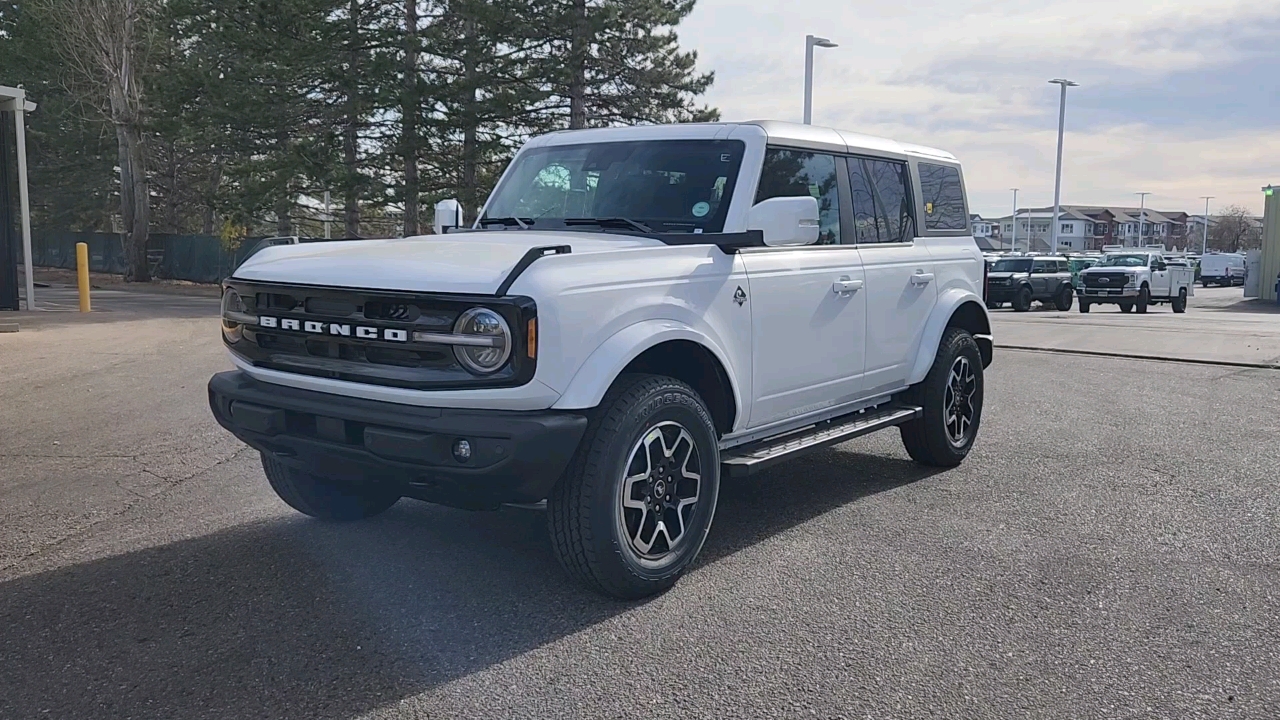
[746,196,820,247]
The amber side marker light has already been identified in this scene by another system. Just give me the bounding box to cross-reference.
[527,318,538,359]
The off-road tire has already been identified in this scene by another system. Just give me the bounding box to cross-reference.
[899,328,984,468]
[1054,285,1074,311]
[261,453,400,520]
[1136,286,1150,314]
[1079,300,1091,313]
[1172,287,1187,313]
[548,374,720,600]
[1012,286,1033,312]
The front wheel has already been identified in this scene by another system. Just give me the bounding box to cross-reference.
[261,454,400,520]
[1054,285,1074,311]
[1079,299,1091,313]
[1172,287,1188,313]
[1119,302,1134,313]
[548,374,720,599]
[1136,286,1150,314]
[899,328,984,467]
[1012,286,1033,312]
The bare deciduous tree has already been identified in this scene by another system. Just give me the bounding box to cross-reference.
[34,0,156,280]
[1209,204,1262,253]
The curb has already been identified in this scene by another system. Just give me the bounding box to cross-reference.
[997,344,1280,371]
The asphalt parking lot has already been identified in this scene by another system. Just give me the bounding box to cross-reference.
[2,283,1279,719]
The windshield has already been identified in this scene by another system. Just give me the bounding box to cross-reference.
[992,258,1032,273]
[1099,254,1148,267]
[481,140,746,234]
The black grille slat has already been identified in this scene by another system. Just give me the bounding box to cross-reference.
[224,280,537,391]
[1084,272,1131,287]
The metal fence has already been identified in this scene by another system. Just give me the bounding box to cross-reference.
[23,231,360,284]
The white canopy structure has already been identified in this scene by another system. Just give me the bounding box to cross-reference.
[1,85,35,310]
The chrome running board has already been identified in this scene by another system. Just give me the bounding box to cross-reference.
[720,404,922,478]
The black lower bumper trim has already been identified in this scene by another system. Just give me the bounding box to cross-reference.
[208,371,587,509]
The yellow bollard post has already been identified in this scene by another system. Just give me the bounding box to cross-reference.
[76,242,91,312]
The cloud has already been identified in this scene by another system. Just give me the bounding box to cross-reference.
[680,0,1280,215]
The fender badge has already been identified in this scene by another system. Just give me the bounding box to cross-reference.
[733,286,747,306]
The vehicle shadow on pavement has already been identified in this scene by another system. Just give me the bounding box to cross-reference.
[0,448,938,720]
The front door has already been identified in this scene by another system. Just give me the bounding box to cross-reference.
[845,155,937,396]
[741,147,866,429]
[1149,256,1170,296]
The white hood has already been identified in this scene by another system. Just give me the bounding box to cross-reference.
[232,231,662,295]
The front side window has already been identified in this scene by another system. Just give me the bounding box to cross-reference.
[847,157,915,243]
[917,162,967,231]
[756,148,841,244]
[482,140,745,234]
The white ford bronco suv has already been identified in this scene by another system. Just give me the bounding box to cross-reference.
[209,121,993,598]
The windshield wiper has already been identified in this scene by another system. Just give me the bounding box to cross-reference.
[478,216,533,229]
[563,217,656,234]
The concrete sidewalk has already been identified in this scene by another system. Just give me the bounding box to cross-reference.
[991,286,1280,367]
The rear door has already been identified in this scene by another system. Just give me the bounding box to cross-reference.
[740,148,866,429]
[1030,259,1055,295]
[850,156,937,397]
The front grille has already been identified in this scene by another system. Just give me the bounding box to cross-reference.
[1084,272,1131,288]
[223,280,536,390]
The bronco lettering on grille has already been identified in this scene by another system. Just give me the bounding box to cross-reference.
[257,315,409,343]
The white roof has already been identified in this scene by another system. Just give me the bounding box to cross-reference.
[525,120,958,164]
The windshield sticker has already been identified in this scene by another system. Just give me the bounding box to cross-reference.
[692,201,711,217]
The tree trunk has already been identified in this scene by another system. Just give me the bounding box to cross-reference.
[343,0,362,238]
[109,79,150,282]
[401,0,420,236]
[567,0,588,129]
[275,196,293,236]
[202,159,223,235]
[163,141,180,232]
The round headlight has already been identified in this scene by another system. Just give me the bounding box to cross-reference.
[221,289,245,343]
[453,307,512,374]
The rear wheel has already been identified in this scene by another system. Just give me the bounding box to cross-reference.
[1172,287,1188,313]
[548,374,720,599]
[1119,302,1134,313]
[1079,300,1091,313]
[899,328,984,468]
[1012,286,1033,312]
[1054,285,1074,311]
[261,454,400,520]
[1136,286,1150,314]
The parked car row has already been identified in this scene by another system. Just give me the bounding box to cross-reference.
[983,246,1198,314]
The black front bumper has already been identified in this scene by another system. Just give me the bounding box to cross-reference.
[208,371,587,509]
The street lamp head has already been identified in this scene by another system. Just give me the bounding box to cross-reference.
[1048,78,1079,87]
[808,35,838,48]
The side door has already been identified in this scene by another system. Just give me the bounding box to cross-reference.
[1149,255,1171,296]
[848,155,937,397]
[740,148,866,429]
[1029,259,1055,296]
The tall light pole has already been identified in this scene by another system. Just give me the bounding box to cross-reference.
[1200,195,1214,254]
[1048,79,1077,255]
[1135,192,1150,248]
[803,35,838,125]
[1010,188,1019,252]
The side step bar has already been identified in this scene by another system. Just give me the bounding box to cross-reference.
[720,404,922,478]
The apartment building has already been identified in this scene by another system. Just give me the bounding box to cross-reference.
[998,206,1192,251]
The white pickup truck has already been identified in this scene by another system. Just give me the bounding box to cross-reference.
[1076,250,1195,313]
[208,120,993,598]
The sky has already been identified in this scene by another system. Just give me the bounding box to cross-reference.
[678,0,1279,218]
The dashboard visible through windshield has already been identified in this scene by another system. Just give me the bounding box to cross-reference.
[481,140,746,234]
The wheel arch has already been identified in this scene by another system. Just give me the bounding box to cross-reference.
[552,321,742,436]
[908,290,993,385]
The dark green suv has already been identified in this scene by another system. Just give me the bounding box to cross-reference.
[986,256,1075,312]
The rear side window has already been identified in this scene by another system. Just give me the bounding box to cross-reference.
[846,157,915,243]
[756,148,841,245]
[1032,260,1054,273]
[918,163,967,231]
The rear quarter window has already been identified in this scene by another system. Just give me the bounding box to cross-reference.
[918,162,967,231]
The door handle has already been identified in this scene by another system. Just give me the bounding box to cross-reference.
[833,277,863,295]
[910,272,935,286]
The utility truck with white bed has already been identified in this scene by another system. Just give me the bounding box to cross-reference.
[1076,249,1195,313]
[209,121,993,598]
